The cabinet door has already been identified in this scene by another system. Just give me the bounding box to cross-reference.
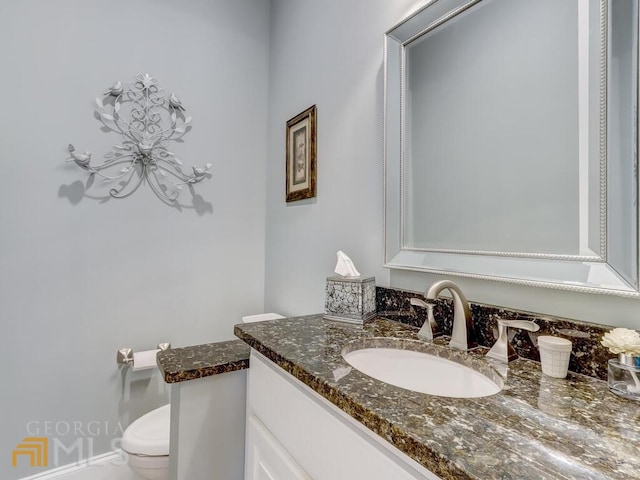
[246,414,312,480]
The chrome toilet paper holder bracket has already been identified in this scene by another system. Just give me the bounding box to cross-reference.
[116,343,171,366]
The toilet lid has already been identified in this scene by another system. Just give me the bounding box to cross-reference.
[242,313,285,323]
[121,404,171,456]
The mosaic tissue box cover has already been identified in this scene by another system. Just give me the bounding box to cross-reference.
[324,276,376,324]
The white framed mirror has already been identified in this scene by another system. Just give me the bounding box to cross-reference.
[384,0,639,297]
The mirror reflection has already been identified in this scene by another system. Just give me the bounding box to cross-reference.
[385,0,638,295]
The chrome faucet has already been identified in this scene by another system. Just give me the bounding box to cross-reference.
[409,298,442,341]
[486,319,540,363]
[426,280,476,351]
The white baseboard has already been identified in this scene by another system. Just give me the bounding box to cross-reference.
[19,451,128,480]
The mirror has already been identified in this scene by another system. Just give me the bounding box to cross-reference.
[384,0,639,296]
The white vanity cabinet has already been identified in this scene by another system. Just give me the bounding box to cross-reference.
[245,414,312,480]
[245,350,441,480]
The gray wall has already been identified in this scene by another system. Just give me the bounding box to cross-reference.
[265,0,421,315]
[0,1,269,478]
[265,0,640,331]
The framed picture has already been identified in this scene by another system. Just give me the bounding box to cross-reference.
[286,105,316,202]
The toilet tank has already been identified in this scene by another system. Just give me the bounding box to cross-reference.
[242,313,285,323]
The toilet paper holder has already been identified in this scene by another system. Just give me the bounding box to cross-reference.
[117,343,171,367]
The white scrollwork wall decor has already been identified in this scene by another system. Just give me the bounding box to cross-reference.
[66,73,211,203]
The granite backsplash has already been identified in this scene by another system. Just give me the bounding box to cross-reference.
[376,286,620,381]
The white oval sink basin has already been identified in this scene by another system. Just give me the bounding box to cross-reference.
[343,347,502,398]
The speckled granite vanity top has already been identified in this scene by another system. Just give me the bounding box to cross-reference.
[157,339,250,383]
[234,315,640,480]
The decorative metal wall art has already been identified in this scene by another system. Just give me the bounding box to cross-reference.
[67,73,211,203]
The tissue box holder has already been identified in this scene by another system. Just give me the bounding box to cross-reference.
[324,276,376,324]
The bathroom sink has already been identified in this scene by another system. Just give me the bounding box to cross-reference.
[342,347,502,398]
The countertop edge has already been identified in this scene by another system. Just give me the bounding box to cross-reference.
[158,358,250,384]
[156,339,250,384]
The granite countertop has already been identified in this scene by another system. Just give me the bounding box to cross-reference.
[156,339,250,383]
[234,315,640,480]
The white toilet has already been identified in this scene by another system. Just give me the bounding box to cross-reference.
[121,404,171,480]
[120,313,285,480]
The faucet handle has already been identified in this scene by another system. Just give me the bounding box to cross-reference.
[495,319,540,332]
[409,298,435,308]
[486,319,540,363]
[409,298,442,341]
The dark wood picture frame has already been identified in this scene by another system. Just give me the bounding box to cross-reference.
[286,105,316,202]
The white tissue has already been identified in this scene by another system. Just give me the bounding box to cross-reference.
[132,349,160,371]
[334,250,361,277]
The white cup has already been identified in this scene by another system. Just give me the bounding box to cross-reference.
[538,336,572,378]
